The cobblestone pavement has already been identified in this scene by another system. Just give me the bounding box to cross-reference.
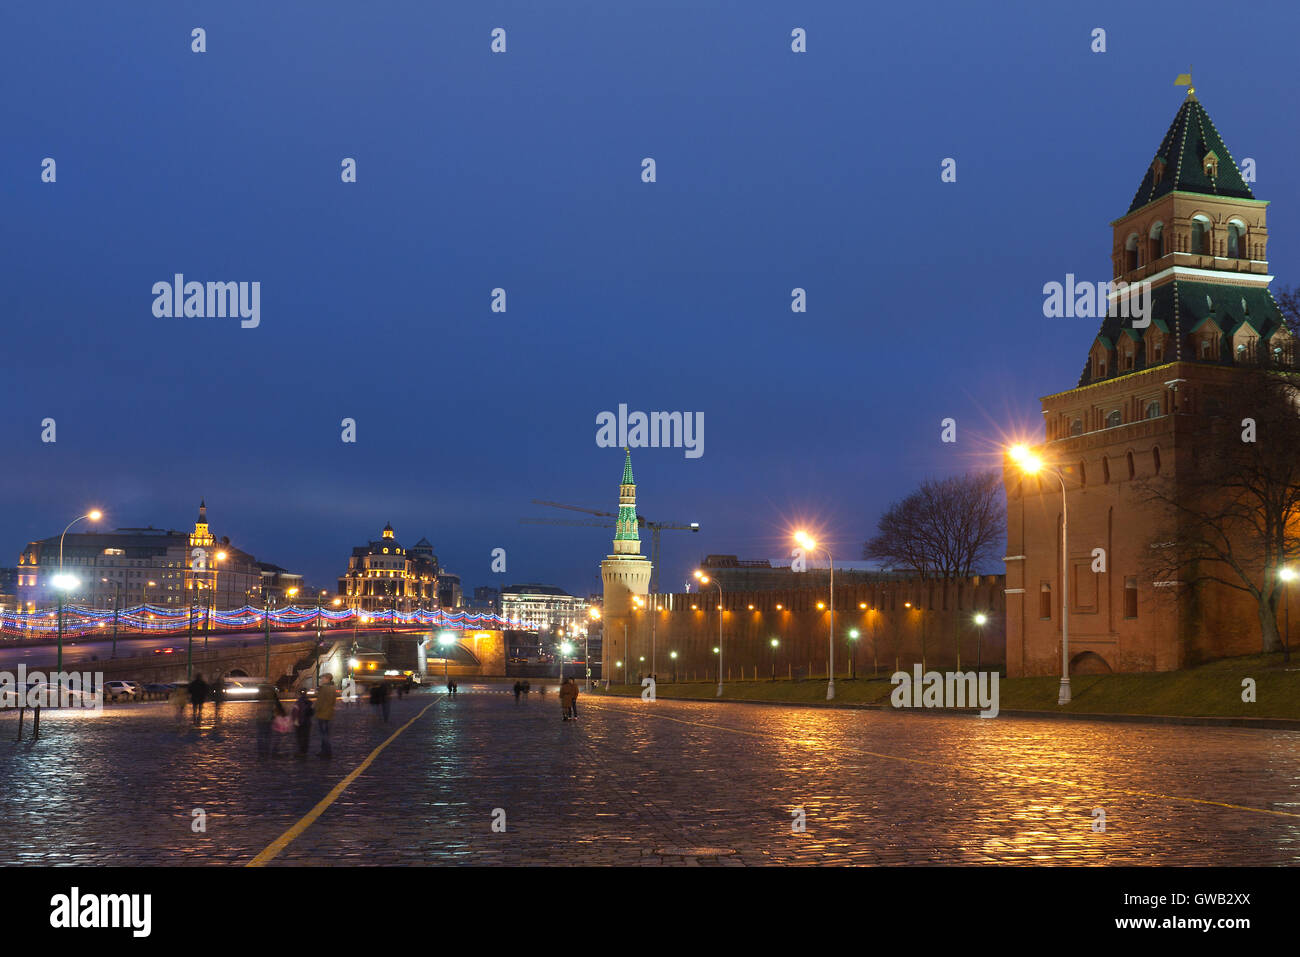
[2,684,1299,865]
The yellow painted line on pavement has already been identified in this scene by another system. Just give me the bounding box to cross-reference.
[586,699,1300,821]
[247,696,443,866]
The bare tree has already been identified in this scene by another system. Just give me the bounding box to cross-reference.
[864,471,1005,578]
[864,471,1005,668]
[1140,365,1300,655]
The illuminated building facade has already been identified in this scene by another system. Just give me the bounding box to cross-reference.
[338,523,438,612]
[15,501,265,611]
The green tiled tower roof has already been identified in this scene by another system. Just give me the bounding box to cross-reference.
[614,449,640,544]
[1127,93,1254,214]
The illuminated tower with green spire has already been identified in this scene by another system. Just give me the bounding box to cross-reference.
[600,449,652,683]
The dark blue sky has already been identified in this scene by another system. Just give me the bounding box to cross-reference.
[4,0,1298,597]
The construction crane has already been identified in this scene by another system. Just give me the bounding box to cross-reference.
[523,500,699,595]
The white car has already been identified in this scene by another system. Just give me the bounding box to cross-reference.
[103,680,142,702]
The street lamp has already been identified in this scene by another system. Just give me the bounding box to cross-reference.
[973,612,988,672]
[101,577,121,658]
[1010,443,1072,705]
[1279,568,1295,664]
[694,571,724,696]
[848,628,859,679]
[795,530,836,700]
[559,640,574,685]
[142,580,156,613]
[770,637,779,681]
[438,631,455,683]
[51,572,79,680]
[669,649,678,683]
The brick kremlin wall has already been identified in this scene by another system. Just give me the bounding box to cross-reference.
[610,575,1006,681]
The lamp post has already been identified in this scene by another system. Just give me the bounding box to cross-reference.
[438,632,455,684]
[973,612,988,672]
[1279,568,1294,664]
[848,629,859,679]
[143,580,155,613]
[102,577,121,658]
[795,531,836,700]
[694,571,724,696]
[669,650,678,683]
[560,641,574,687]
[1009,444,1072,705]
[54,509,102,682]
[770,637,779,681]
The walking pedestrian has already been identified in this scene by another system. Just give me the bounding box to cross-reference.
[522,680,530,697]
[559,678,576,722]
[188,673,209,726]
[513,681,521,703]
[169,683,188,723]
[255,688,274,757]
[270,696,291,755]
[292,690,314,755]
[567,677,579,719]
[315,674,337,758]
[373,681,391,723]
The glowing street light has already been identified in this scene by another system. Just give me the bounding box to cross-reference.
[438,631,455,682]
[848,628,859,679]
[973,612,989,671]
[794,530,836,700]
[1009,443,1072,705]
[1279,568,1296,663]
[695,570,725,697]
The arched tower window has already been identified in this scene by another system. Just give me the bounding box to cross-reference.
[1125,233,1140,272]
[1191,215,1211,256]
[1228,221,1246,259]
[1145,399,1161,419]
[1105,409,1122,428]
[1070,418,1083,436]
[1149,222,1165,261]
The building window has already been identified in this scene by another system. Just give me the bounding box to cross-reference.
[1201,338,1213,359]
[1149,222,1165,261]
[1154,344,1164,362]
[1228,221,1245,259]
[1191,216,1211,255]
[1105,409,1122,428]
[1070,418,1082,436]
[1145,399,1161,419]
[1125,233,1140,271]
[1039,583,1052,620]
[1124,576,1138,618]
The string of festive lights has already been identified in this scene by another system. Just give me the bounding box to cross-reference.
[0,604,530,639]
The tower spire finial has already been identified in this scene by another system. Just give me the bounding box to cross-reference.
[1175,65,1195,98]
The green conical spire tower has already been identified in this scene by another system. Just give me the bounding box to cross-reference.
[613,449,640,550]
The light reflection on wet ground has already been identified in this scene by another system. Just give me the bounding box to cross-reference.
[0,686,1296,865]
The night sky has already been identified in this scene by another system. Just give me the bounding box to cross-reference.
[4,0,1298,597]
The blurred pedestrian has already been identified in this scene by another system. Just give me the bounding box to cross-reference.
[568,677,579,718]
[169,683,188,723]
[522,680,530,697]
[315,674,337,758]
[559,678,576,721]
[372,681,390,723]
[270,696,291,755]
[188,673,209,726]
[513,681,521,703]
[292,690,314,755]
[255,689,275,756]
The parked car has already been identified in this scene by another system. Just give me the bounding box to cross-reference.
[103,680,142,702]
[143,682,174,699]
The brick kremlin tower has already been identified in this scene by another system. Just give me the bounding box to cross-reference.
[600,450,652,682]
[1004,83,1294,679]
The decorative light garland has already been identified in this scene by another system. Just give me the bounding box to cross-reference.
[0,604,528,639]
